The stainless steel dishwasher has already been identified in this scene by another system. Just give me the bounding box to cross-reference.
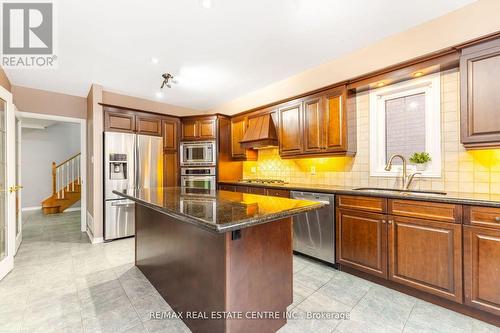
[291,191,335,264]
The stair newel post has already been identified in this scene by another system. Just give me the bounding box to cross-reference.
[52,162,58,199]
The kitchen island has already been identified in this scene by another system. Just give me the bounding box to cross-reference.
[114,187,324,333]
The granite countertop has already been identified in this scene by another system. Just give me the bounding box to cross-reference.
[218,181,500,208]
[113,187,325,233]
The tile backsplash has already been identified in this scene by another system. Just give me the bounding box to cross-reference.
[242,69,500,194]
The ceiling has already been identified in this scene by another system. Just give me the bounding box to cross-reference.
[5,0,475,110]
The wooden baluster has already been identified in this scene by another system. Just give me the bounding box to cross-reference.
[56,167,60,199]
[72,159,75,191]
[66,163,69,191]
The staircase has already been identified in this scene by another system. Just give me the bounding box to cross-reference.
[42,153,82,215]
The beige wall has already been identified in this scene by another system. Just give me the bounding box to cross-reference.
[211,0,500,115]
[12,85,87,119]
[102,90,199,116]
[0,67,11,92]
[86,84,104,241]
[243,69,500,196]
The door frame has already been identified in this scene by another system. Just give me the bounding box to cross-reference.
[17,111,87,233]
[0,85,15,280]
[15,109,22,253]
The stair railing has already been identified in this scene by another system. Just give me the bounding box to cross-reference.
[52,153,81,199]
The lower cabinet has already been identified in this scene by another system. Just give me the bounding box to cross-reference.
[463,225,500,315]
[388,216,463,303]
[218,184,290,198]
[336,209,388,279]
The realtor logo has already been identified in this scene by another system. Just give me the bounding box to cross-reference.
[1,1,57,67]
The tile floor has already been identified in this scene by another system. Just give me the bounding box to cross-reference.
[0,211,498,333]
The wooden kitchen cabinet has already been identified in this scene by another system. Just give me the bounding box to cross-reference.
[105,111,135,133]
[460,37,500,148]
[266,188,290,198]
[181,117,216,141]
[230,116,257,160]
[162,119,178,151]
[278,100,303,156]
[336,208,388,279]
[302,95,323,153]
[136,115,162,136]
[463,225,500,316]
[463,205,500,316]
[324,87,346,152]
[388,216,463,303]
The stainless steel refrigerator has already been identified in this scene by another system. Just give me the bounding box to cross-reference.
[104,132,163,241]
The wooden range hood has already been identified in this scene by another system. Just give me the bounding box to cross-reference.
[239,113,278,149]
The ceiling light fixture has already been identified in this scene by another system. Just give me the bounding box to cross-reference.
[155,91,164,99]
[413,71,424,78]
[160,73,176,89]
[151,57,159,64]
[199,0,213,9]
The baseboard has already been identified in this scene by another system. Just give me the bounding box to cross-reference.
[65,207,81,212]
[21,206,41,212]
[85,212,103,244]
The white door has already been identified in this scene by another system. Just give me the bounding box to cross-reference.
[15,114,22,253]
[0,87,16,280]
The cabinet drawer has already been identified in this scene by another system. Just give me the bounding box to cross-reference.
[337,195,386,213]
[219,185,236,192]
[266,188,290,198]
[464,206,500,230]
[388,199,461,223]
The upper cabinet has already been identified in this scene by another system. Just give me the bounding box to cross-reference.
[104,110,135,133]
[181,116,216,141]
[104,107,161,136]
[460,38,500,148]
[163,118,179,151]
[278,100,303,156]
[135,114,162,136]
[230,116,257,160]
[277,85,355,158]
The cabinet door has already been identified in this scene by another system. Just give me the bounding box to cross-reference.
[464,225,500,315]
[164,151,178,187]
[233,186,249,193]
[336,209,387,278]
[231,117,247,159]
[105,111,135,133]
[302,96,323,153]
[278,101,303,156]
[136,115,161,136]
[266,188,290,198]
[388,216,463,303]
[163,119,178,151]
[199,119,216,139]
[182,120,198,140]
[324,88,346,152]
[461,39,500,147]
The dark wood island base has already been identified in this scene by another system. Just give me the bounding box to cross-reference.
[135,203,293,333]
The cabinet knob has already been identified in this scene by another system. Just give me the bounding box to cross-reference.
[495,217,500,222]
[388,220,393,225]
[381,220,386,224]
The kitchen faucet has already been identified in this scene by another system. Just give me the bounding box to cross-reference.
[384,154,421,190]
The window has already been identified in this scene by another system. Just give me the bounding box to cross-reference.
[369,73,441,177]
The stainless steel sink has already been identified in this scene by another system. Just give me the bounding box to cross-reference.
[353,187,447,196]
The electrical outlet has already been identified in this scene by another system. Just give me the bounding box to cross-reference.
[251,167,256,174]
[310,166,316,175]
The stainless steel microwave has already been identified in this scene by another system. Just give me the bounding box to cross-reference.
[180,141,216,166]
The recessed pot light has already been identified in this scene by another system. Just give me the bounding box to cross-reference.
[413,71,424,78]
[199,0,213,9]
[376,82,385,87]
[151,57,159,64]
[155,91,164,98]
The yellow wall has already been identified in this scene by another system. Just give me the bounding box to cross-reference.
[243,70,500,195]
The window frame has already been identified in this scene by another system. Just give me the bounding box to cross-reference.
[369,73,441,178]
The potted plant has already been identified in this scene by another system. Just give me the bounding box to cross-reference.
[409,152,432,171]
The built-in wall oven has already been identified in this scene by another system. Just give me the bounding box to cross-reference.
[180,141,216,166]
[181,167,216,191]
